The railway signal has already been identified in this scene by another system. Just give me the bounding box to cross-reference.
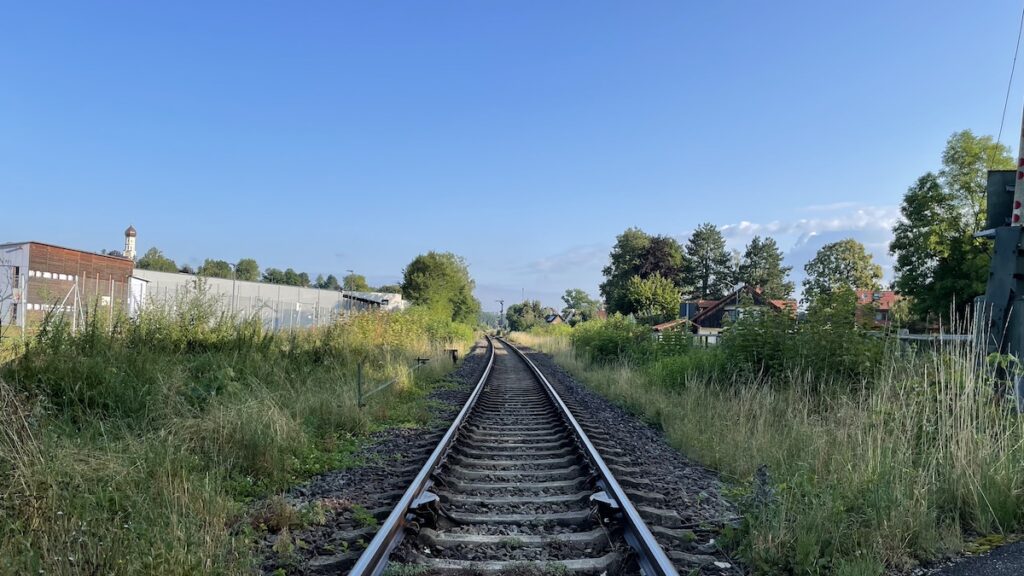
[978,110,1024,411]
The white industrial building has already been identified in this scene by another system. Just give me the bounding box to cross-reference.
[131,269,407,330]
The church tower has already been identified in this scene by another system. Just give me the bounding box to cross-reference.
[124,225,137,260]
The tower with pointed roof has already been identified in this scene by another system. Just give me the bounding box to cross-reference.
[124,225,137,260]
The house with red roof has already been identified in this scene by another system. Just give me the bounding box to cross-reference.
[678,285,797,340]
[855,289,901,327]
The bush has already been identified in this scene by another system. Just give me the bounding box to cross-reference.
[646,347,731,387]
[527,323,573,338]
[528,326,1024,575]
[722,288,885,385]
[0,288,477,574]
[570,315,655,363]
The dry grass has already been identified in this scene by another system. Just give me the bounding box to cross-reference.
[0,294,475,574]
[515,332,1024,575]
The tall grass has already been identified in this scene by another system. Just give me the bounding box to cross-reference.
[0,288,474,574]
[515,332,1024,575]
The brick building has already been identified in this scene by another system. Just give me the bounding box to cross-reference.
[0,239,137,332]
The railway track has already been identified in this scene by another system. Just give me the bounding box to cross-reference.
[348,336,678,576]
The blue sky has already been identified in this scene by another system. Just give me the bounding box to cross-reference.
[3,1,1023,310]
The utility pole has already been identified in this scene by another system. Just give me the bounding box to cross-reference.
[977,100,1024,411]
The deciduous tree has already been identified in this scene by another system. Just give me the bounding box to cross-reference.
[136,247,178,273]
[401,251,481,324]
[506,300,544,332]
[626,273,681,323]
[561,288,600,323]
[197,259,233,279]
[803,239,882,303]
[891,131,1013,320]
[314,274,341,290]
[234,258,260,282]
[343,273,370,292]
[600,228,685,314]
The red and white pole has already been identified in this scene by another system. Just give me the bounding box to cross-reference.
[1014,117,1024,225]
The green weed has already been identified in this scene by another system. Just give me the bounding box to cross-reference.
[0,286,474,574]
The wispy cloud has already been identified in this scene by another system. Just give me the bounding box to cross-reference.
[718,203,900,287]
[720,205,899,244]
[517,244,609,275]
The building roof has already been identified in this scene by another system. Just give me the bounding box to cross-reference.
[855,289,899,311]
[770,299,798,313]
[690,285,796,327]
[125,225,137,238]
[0,240,133,263]
[652,318,689,332]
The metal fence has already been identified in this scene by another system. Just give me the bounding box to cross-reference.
[133,270,407,331]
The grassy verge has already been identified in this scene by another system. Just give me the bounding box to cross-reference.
[0,289,474,575]
[512,329,1024,576]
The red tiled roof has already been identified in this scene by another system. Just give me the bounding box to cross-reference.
[855,289,900,311]
[770,299,798,312]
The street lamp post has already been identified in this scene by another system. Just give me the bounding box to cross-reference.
[496,299,504,333]
[345,269,355,315]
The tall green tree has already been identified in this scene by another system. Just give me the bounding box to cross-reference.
[234,258,260,282]
[738,236,794,299]
[136,247,178,273]
[314,274,341,290]
[197,259,233,279]
[262,268,286,284]
[262,267,310,286]
[681,223,733,300]
[891,130,1014,320]
[803,238,882,303]
[401,251,481,324]
[283,268,310,287]
[506,300,544,332]
[375,283,403,294]
[625,273,681,324]
[343,273,371,291]
[600,228,685,314]
[561,288,600,323]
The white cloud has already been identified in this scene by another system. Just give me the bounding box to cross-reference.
[720,204,899,245]
[718,202,900,292]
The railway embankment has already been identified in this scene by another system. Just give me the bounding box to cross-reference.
[512,314,1024,576]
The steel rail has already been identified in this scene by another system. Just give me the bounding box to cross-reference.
[499,337,679,576]
[347,337,495,576]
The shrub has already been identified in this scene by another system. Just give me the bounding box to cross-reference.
[0,287,476,574]
[722,288,885,385]
[570,315,654,363]
[527,323,573,338]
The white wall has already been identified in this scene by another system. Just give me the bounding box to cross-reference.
[132,269,407,330]
[0,243,29,329]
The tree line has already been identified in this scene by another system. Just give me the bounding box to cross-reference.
[134,248,399,293]
[503,228,884,330]
[134,247,482,325]
[583,129,1003,328]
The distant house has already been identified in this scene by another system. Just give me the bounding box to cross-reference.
[652,317,690,333]
[681,285,797,340]
[855,289,900,327]
[544,313,565,324]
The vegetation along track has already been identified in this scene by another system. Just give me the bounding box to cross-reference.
[348,336,678,576]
